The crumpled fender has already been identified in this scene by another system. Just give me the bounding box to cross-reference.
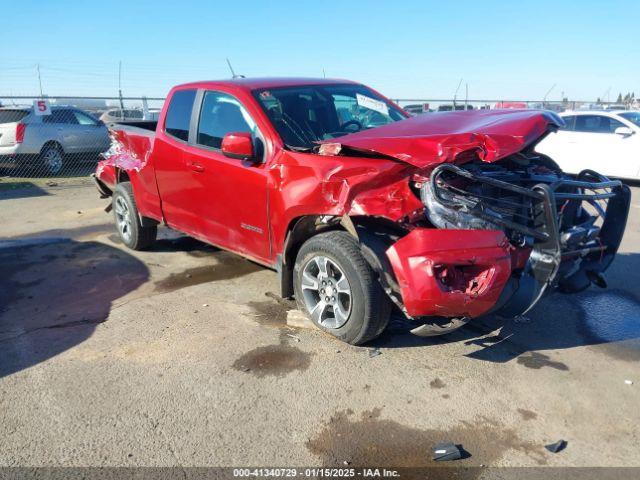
[270,151,425,249]
[385,228,513,318]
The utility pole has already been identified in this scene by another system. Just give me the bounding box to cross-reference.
[118,61,124,111]
[36,64,43,98]
[464,83,468,110]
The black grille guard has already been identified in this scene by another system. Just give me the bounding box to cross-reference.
[430,164,623,243]
[428,163,631,314]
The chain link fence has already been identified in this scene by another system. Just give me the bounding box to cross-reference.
[1,94,632,182]
[0,96,165,181]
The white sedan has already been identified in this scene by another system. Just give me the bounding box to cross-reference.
[536,110,640,180]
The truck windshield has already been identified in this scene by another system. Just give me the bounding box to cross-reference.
[252,84,406,150]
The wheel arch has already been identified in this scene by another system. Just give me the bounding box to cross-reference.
[278,215,347,298]
[112,174,159,228]
[278,214,404,303]
[41,140,64,155]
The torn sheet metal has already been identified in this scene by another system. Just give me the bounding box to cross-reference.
[99,130,152,173]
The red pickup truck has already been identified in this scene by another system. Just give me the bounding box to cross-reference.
[94,78,630,345]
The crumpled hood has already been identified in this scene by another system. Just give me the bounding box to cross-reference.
[327,109,563,168]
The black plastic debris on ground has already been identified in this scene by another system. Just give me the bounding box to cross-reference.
[545,439,567,453]
[433,442,463,461]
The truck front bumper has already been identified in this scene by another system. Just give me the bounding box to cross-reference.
[385,168,631,322]
[386,229,513,318]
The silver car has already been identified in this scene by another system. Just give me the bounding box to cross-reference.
[0,105,111,175]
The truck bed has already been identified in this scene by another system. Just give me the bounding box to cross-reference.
[105,120,158,133]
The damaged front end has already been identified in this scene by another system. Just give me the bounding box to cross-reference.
[390,153,630,329]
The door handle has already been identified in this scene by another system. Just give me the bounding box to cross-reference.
[190,161,204,173]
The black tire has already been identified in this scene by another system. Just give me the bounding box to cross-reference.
[39,143,64,176]
[293,231,391,345]
[112,182,157,250]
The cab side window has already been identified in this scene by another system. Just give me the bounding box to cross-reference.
[196,91,255,149]
[164,89,197,141]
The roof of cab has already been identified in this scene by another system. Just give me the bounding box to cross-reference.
[174,77,359,92]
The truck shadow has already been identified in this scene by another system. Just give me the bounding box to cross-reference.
[0,238,149,378]
[0,181,50,200]
[374,252,640,363]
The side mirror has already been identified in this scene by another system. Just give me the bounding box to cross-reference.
[221,132,255,161]
[614,126,634,137]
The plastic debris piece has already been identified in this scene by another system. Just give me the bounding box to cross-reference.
[514,315,532,324]
[433,442,462,461]
[286,333,301,342]
[368,348,381,358]
[625,380,633,385]
[202,303,209,307]
[545,440,567,453]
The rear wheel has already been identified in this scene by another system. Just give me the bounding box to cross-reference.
[39,143,64,176]
[112,182,157,250]
[293,231,391,345]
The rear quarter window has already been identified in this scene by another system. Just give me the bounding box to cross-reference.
[164,89,197,141]
[0,110,29,124]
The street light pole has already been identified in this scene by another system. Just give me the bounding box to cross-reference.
[118,61,124,111]
[37,64,43,98]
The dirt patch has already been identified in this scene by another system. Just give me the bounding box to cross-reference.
[154,252,261,292]
[516,352,569,371]
[247,292,297,327]
[307,409,547,471]
[232,344,312,378]
[430,378,446,389]
[233,292,310,377]
[517,409,538,421]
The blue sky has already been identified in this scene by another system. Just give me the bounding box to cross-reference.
[1,0,638,101]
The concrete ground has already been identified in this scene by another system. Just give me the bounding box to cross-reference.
[0,179,639,472]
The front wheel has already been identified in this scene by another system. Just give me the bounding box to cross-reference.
[293,231,391,345]
[112,182,157,250]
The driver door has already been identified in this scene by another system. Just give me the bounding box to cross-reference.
[181,90,270,263]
